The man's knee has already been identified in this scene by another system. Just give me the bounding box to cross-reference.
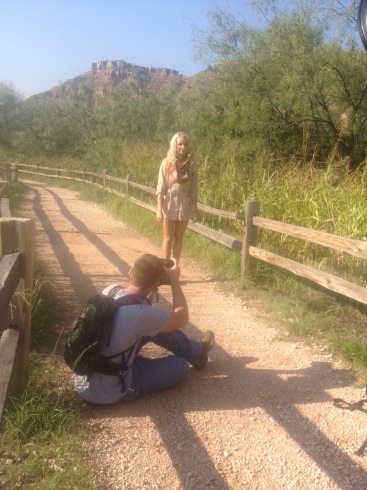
[168,356,190,382]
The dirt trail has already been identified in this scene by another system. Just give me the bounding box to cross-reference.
[20,181,367,489]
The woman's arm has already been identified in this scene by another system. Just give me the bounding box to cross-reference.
[156,160,166,222]
[156,192,163,222]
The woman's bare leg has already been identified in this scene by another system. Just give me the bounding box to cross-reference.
[172,221,188,263]
[162,219,175,259]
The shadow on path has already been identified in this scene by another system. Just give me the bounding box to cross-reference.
[28,182,367,489]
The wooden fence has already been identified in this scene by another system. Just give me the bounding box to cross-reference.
[0,181,10,218]
[0,163,34,423]
[15,162,367,308]
[0,162,18,218]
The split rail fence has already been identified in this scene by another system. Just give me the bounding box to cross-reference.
[0,162,18,218]
[0,163,35,423]
[17,162,367,307]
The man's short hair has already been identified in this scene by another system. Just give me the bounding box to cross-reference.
[131,254,164,289]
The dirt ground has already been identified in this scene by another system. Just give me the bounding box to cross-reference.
[19,180,367,489]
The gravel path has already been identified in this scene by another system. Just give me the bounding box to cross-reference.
[20,181,367,489]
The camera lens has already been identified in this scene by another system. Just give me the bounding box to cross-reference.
[159,258,173,285]
[161,259,174,268]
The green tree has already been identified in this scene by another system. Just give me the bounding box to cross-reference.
[0,82,24,150]
[6,82,94,160]
[193,3,367,167]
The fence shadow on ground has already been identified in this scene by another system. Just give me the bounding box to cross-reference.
[84,358,365,489]
[28,182,367,489]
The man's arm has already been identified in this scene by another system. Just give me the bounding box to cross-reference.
[156,160,166,222]
[160,267,189,333]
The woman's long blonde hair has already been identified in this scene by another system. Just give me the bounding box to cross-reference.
[166,132,192,164]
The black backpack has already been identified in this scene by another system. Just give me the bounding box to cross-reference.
[64,291,147,377]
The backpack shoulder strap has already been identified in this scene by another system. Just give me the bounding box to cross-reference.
[114,293,152,307]
[102,293,152,352]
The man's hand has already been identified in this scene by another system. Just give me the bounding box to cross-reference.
[163,258,180,283]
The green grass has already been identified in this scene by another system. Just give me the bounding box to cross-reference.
[329,335,367,373]
[29,261,56,349]
[4,389,77,441]
[5,182,25,217]
[1,356,96,489]
[0,432,94,490]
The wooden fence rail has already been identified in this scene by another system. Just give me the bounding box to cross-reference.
[242,200,367,306]
[14,162,367,308]
[0,212,35,422]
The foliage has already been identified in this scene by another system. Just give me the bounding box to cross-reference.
[0,82,23,106]
[17,94,92,159]
[30,261,55,349]
[1,355,95,489]
[4,388,79,441]
[193,5,367,167]
[0,83,24,151]
[2,3,367,173]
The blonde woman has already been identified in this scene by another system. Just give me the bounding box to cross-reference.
[156,132,198,263]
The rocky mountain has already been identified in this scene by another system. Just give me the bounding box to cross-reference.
[90,60,190,95]
[30,59,193,101]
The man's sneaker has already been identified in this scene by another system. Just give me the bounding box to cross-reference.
[193,331,215,370]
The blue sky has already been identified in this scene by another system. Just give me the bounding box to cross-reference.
[0,0,250,99]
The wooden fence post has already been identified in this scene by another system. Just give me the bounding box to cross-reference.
[0,186,11,217]
[14,218,35,392]
[102,169,107,188]
[241,200,260,278]
[0,181,9,199]
[3,163,10,182]
[0,218,35,393]
[0,218,15,256]
[10,163,18,182]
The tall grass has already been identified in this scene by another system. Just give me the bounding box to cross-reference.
[4,389,80,441]
[194,154,367,288]
[250,161,367,287]
[29,261,55,349]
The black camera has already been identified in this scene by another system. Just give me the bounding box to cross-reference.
[159,258,174,285]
